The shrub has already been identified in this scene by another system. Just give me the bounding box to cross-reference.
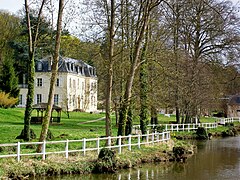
[0,92,18,108]
[196,127,208,140]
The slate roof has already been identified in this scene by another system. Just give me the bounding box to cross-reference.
[35,56,97,77]
[228,94,240,105]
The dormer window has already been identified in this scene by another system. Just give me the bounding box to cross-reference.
[67,63,70,71]
[89,67,92,75]
[37,62,43,71]
[75,66,78,73]
[71,63,74,71]
[80,66,83,74]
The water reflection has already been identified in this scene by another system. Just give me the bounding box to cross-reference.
[43,137,240,180]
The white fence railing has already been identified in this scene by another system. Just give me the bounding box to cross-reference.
[133,117,240,134]
[0,132,170,162]
[216,117,240,125]
[133,123,218,133]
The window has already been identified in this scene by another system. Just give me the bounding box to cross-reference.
[56,78,60,87]
[69,78,72,88]
[82,82,85,92]
[19,95,23,105]
[37,78,43,87]
[80,66,83,74]
[73,95,75,106]
[37,94,42,103]
[69,95,71,105]
[73,79,76,88]
[37,62,43,71]
[54,94,59,105]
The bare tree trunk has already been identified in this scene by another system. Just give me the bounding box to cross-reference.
[37,0,64,152]
[105,0,115,137]
[173,1,180,124]
[22,0,46,141]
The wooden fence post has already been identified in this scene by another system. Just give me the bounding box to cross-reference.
[118,136,122,154]
[108,136,111,149]
[152,133,154,144]
[97,137,100,154]
[65,139,69,159]
[42,141,46,160]
[138,134,141,149]
[17,142,20,162]
[83,138,86,156]
[128,135,131,151]
[146,131,149,144]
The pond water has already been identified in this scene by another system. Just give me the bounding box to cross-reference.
[45,136,240,180]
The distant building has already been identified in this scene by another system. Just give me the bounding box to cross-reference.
[18,56,98,112]
[227,94,240,117]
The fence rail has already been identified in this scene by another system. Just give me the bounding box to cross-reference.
[0,132,170,162]
[133,117,240,134]
[133,123,218,134]
[216,117,240,125]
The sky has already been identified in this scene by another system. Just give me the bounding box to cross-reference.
[0,0,24,14]
[0,0,239,14]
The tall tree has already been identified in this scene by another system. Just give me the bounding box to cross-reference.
[105,0,115,137]
[158,0,240,123]
[37,0,64,152]
[20,0,47,141]
[118,0,163,136]
[0,11,21,64]
[139,23,150,135]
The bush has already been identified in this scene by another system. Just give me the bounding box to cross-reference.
[196,127,208,140]
[0,92,18,108]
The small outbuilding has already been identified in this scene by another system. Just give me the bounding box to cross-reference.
[227,94,240,117]
[31,103,62,124]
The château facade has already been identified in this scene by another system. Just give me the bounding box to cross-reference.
[18,56,98,112]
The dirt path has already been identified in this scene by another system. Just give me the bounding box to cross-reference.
[78,117,105,124]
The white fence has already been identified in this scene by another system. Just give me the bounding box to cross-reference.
[0,132,170,162]
[216,117,240,125]
[133,123,218,133]
[133,117,240,134]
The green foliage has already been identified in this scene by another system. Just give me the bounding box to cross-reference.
[196,127,208,140]
[0,56,19,98]
[0,92,18,108]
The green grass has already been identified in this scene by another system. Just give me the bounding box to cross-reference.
[0,108,235,144]
[155,114,217,124]
[0,108,112,144]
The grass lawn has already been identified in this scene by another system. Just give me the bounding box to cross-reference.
[0,108,229,144]
[0,108,112,144]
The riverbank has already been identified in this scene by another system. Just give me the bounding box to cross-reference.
[174,123,240,140]
[0,140,195,179]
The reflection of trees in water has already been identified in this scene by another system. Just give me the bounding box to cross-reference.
[116,162,186,179]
